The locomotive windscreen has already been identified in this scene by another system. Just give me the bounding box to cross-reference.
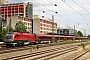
[5,32,13,42]
[6,33,13,39]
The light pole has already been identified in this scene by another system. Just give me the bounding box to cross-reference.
[74,25,75,36]
[81,29,87,40]
[59,25,60,41]
[8,16,11,32]
[52,15,54,43]
[84,29,86,40]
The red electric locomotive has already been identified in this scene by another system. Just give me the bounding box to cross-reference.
[4,32,36,46]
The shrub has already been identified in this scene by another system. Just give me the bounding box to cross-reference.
[81,43,86,49]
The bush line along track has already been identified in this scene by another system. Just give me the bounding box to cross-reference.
[2,46,78,60]
[73,49,90,60]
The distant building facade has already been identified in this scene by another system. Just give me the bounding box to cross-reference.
[57,26,77,36]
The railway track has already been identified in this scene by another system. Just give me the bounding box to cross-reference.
[30,46,77,60]
[0,42,89,60]
[0,45,36,54]
[0,44,53,54]
[1,45,78,60]
[73,49,90,60]
[0,43,80,54]
[0,42,88,55]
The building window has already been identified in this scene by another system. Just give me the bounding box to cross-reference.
[40,31,42,33]
[40,23,42,26]
[26,7,28,9]
[40,27,42,30]
[28,23,29,25]
[26,13,27,15]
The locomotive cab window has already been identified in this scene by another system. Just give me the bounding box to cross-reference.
[6,33,13,39]
[14,34,19,38]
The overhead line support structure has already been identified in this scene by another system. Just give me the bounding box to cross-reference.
[0,3,2,30]
[52,15,54,43]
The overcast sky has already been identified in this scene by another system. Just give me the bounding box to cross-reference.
[8,0,90,35]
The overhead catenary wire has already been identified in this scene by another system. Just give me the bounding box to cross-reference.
[78,0,85,8]
[72,0,90,16]
[62,0,89,21]
[60,0,88,28]
[87,0,90,5]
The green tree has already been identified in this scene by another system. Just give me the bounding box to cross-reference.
[0,32,4,42]
[2,26,13,35]
[3,28,8,35]
[0,25,4,42]
[15,20,26,32]
[77,31,83,37]
[6,26,13,32]
[74,32,78,36]
[87,34,90,38]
